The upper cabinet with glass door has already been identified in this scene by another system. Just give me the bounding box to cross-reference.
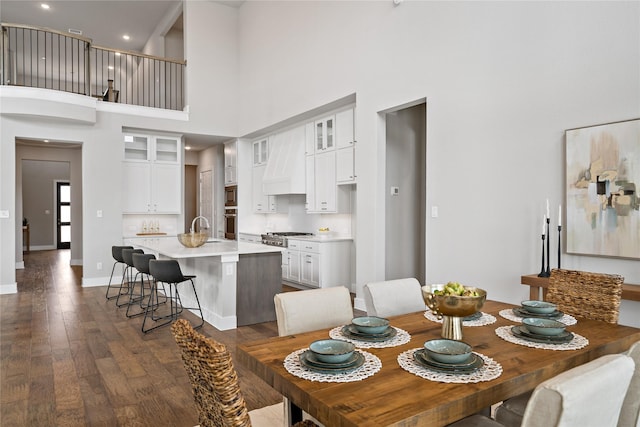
[124,134,150,161]
[315,115,335,153]
[154,137,180,163]
[253,137,269,166]
[124,134,180,164]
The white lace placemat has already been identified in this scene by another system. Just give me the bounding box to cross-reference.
[499,309,577,326]
[424,311,497,327]
[284,348,382,383]
[495,325,589,350]
[397,348,503,383]
[329,326,411,348]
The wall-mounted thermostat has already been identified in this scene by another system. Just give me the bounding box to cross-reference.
[390,186,399,196]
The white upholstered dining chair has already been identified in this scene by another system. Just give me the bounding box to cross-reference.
[274,286,354,336]
[363,278,425,318]
[274,286,355,426]
[448,353,635,427]
[619,340,640,427]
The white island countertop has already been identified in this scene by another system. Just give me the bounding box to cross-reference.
[137,238,283,259]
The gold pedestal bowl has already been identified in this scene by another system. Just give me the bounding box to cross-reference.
[421,284,487,340]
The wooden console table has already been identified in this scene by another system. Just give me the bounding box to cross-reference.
[521,274,640,302]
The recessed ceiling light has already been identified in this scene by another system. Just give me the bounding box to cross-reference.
[185,146,192,150]
[41,4,50,10]
[108,66,114,70]
[41,56,46,60]
[122,35,130,41]
[115,52,121,57]
[44,139,50,143]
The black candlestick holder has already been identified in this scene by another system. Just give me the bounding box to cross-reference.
[557,225,562,268]
[545,217,551,276]
[538,233,548,277]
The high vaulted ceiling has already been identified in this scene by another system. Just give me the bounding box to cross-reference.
[0,0,183,53]
[1,0,246,151]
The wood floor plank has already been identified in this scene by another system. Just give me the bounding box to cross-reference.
[1,249,363,426]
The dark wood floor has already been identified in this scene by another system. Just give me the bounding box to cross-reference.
[1,249,361,426]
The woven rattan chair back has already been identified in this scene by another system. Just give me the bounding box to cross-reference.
[172,319,251,427]
[547,269,624,324]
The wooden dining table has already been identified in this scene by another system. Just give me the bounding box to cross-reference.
[237,300,640,427]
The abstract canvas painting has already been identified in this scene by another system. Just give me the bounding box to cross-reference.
[565,119,640,259]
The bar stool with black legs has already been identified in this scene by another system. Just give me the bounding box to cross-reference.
[105,245,133,300]
[127,252,163,318]
[143,259,204,333]
[116,248,144,308]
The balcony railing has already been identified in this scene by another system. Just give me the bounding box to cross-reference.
[1,23,185,111]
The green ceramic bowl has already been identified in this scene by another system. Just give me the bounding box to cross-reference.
[309,339,355,364]
[424,339,472,364]
[351,316,390,334]
[521,300,557,314]
[522,318,566,336]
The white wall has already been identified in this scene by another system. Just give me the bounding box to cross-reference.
[236,1,640,325]
[183,0,239,135]
[1,1,638,326]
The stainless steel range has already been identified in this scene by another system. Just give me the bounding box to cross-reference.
[261,232,313,247]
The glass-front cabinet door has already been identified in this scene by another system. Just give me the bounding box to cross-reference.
[315,116,335,152]
[154,137,180,163]
[253,138,269,166]
[124,134,150,161]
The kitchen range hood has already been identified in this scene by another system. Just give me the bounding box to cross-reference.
[262,125,306,195]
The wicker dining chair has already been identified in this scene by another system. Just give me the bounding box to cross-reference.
[171,319,317,427]
[546,268,624,324]
[493,268,626,427]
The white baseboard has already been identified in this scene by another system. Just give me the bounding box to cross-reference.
[30,245,56,251]
[82,276,111,287]
[70,259,82,266]
[15,261,25,269]
[0,283,18,294]
[354,296,366,313]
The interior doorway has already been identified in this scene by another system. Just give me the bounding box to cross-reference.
[199,169,213,236]
[16,140,83,268]
[184,165,197,233]
[384,101,426,284]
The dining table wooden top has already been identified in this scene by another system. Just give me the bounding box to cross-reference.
[236,300,640,427]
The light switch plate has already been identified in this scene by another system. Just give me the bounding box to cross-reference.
[431,206,439,218]
[0,210,9,218]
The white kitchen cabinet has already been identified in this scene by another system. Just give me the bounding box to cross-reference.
[315,115,335,153]
[224,141,237,185]
[336,146,355,184]
[305,122,315,155]
[306,146,351,213]
[284,239,351,289]
[283,249,301,283]
[252,164,284,213]
[336,108,355,149]
[253,137,269,166]
[124,134,180,163]
[122,133,181,214]
[305,155,315,212]
[252,164,269,212]
[123,134,150,160]
[300,251,320,287]
[313,151,336,212]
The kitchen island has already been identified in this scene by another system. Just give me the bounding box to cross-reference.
[136,238,283,330]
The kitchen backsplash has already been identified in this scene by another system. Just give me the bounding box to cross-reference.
[122,214,180,237]
[240,194,354,236]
